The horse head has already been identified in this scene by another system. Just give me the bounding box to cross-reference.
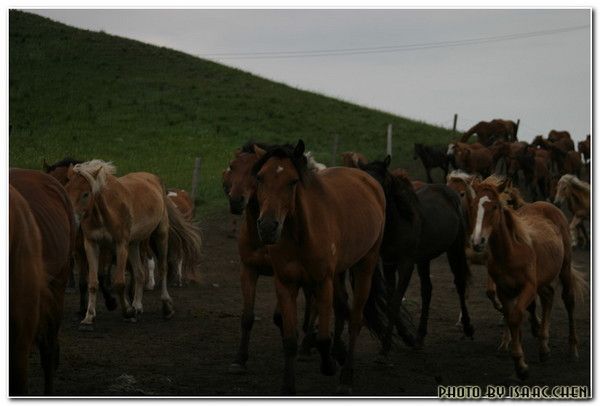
[469,179,510,252]
[252,140,307,244]
[64,159,116,225]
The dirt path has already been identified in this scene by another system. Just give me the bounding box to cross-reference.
[27,209,591,396]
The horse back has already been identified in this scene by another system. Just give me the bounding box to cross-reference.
[9,169,75,285]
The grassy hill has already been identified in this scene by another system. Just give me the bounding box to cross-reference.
[9,10,457,217]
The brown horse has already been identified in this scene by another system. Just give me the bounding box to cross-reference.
[252,140,387,394]
[44,157,117,317]
[578,134,590,163]
[548,130,575,151]
[223,142,322,374]
[461,119,518,146]
[167,188,194,221]
[340,151,368,168]
[64,160,201,329]
[449,142,493,177]
[469,178,585,379]
[554,174,590,248]
[9,169,77,394]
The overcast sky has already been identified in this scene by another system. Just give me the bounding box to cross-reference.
[29,9,591,142]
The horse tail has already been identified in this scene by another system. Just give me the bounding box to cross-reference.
[362,261,414,348]
[565,266,588,304]
[165,198,202,282]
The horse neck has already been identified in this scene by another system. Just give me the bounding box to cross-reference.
[488,208,525,264]
[88,177,115,227]
[284,175,323,244]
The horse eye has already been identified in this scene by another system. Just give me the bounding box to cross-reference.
[82,191,90,200]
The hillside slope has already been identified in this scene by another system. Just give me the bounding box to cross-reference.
[9,10,456,215]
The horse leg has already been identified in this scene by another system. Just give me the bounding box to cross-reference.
[230,264,259,373]
[80,239,100,329]
[505,283,536,379]
[112,241,135,320]
[486,275,503,312]
[426,167,433,184]
[392,260,417,347]
[380,261,398,355]
[274,275,299,395]
[415,260,433,348]
[332,272,349,365]
[9,333,30,395]
[128,242,145,315]
[446,243,475,339]
[76,251,89,317]
[315,275,337,376]
[337,250,379,395]
[559,268,580,360]
[39,328,59,394]
[538,286,554,361]
[299,285,317,357]
[154,223,174,320]
[99,247,117,311]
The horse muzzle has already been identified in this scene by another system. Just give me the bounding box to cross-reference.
[257,216,282,245]
[471,237,487,253]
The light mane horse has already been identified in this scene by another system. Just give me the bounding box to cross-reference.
[65,160,202,329]
[554,174,590,248]
[470,178,586,379]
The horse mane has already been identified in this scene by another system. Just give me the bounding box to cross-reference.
[559,174,590,194]
[72,159,117,194]
[447,170,477,199]
[304,151,327,172]
[44,157,82,173]
[252,143,310,183]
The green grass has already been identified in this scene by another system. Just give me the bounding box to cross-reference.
[9,10,457,218]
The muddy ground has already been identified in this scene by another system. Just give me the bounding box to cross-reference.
[26,209,591,397]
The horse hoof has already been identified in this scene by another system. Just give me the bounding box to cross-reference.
[78,323,94,332]
[228,363,247,375]
[464,324,475,338]
[336,384,353,395]
[539,350,551,362]
[162,302,175,320]
[124,307,136,319]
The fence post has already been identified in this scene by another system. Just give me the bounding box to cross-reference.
[386,124,392,157]
[331,133,339,166]
[453,114,458,132]
[190,157,202,207]
[515,119,520,138]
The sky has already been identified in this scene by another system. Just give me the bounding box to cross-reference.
[29,9,591,142]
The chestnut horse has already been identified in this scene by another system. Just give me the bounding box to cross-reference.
[461,119,518,146]
[64,160,202,329]
[44,157,117,317]
[360,158,473,352]
[9,169,77,394]
[470,178,586,379]
[449,142,493,177]
[554,174,590,248]
[252,140,388,394]
[340,151,368,168]
[222,142,322,374]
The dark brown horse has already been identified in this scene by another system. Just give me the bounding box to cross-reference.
[252,140,388,394]
[413,143,450,183]
[578,135,590,163]
[223,142,320,374]
[461,119,518,146]
[359,157,473,351]
[9,169,77,394]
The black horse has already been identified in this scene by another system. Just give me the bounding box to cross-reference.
[359,156,474,351]
[413,143,451,183]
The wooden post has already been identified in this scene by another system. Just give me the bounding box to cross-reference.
[331,134,339,166]
[515,119,520,137]
[386,124,392,157]
[190,157,202,206]
[452,114,458,132]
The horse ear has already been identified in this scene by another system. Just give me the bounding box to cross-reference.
[294,139,305,157]
[253,145,266,158]
[384,155,391,168]
[496,177,510,193]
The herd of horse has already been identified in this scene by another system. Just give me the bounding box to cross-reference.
[9,118,590,395]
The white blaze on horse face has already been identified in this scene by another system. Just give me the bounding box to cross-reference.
[276,166,284,173]
[473,196,491,246]
[447,144,455,156]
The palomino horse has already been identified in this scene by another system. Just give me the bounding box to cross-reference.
[64,160,202,328]
[9,169,77,394]
[359,158,473,351]
[461,119,518,146]
[222,142,324,374]
[413,143,450,183]
[554,174,590,248]
[340,151,368,168]
[470,178,586,379]
[252,140,388,394]
[44,157,117,317]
